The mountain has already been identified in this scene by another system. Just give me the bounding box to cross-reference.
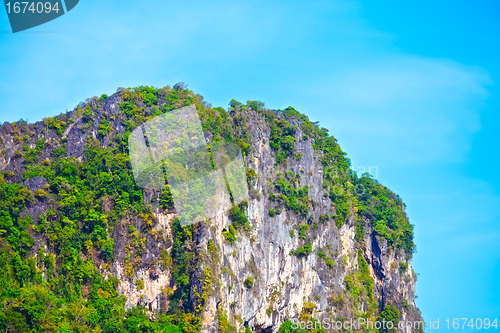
[0,84,423,332]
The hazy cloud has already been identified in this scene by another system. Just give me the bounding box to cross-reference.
[312,56,491,167]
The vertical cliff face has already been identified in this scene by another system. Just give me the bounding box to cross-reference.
[184,109,420,333]
[0,85,422,332]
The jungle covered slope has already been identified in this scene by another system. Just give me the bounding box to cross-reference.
[0,84,420,332]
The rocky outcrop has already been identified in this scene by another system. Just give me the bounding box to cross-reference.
[0,87,422,332]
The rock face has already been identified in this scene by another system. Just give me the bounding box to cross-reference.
[0,86,422,332]
[188,111,420,333]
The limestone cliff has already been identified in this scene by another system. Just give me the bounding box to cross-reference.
[0,84,422,332]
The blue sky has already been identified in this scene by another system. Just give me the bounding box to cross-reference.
[1,0,499,330]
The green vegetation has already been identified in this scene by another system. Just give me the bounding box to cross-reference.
[34,189,47,198]
[51,146,66,158]
[269,117,297,165]
[43,116,69,137]
[218,308,237,333]
[228,203,250,230]
[275,304,327,333]
[135,278,144,290]
[223,203,250,245]
[0,84,417,332]
[298,223,308,240]
[23,138,45,164]
[290,243,312,257]
[222,224,237,245]
[269,208,281,217]
[207,239,218,256]
[246,168,258,187]
[269,172,310,217]
[316,250,335,268]
[0,85,209,332]
[299,301,316,322]
[399,261,408,275]
[281,102,415,253]
[343,249,376,319]
[98,118,112,136]
[377,304,400,333]
[243,276,254,288]
[278,319,325,333]
[356,175,415,253]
